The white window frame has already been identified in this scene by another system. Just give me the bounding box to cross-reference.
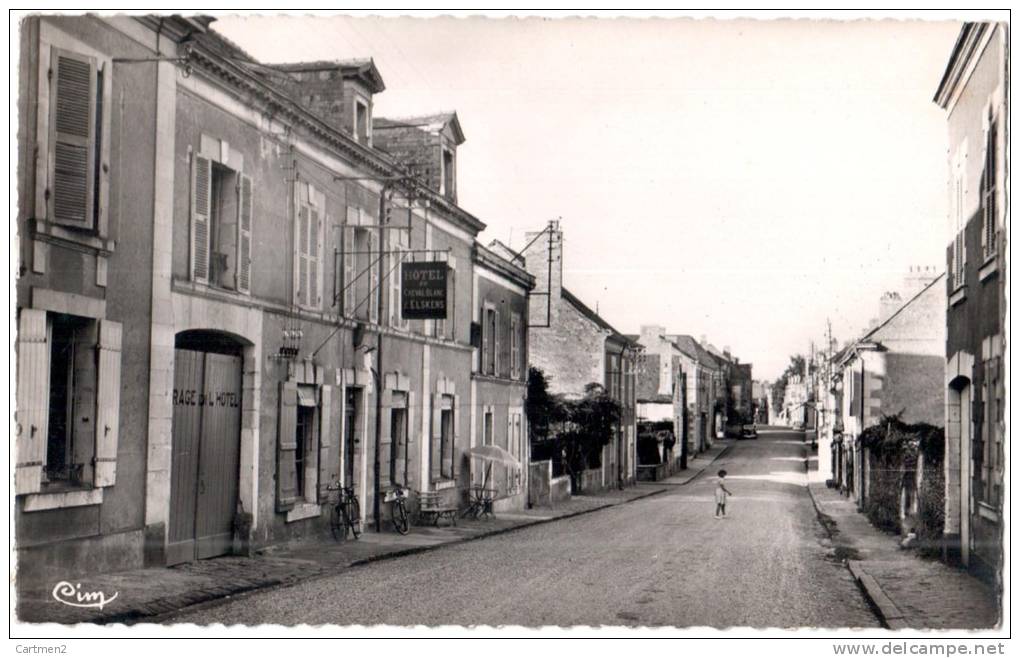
[293,180,326,310]
[980,107,999,262]
[510,312,522,380]
[34,22,114,244]
[435,256,456,340]
[190,135,252,293]
[949,141,968,291]
[439,145,455,198]
[389,226,411,330]
[353,95,371,146]
[15,295,122,509]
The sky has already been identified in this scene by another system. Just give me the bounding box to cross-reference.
[214,13,963,380]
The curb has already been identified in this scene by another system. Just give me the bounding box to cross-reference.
[116,485,673,625]
[847,561,909,630]
[633,443,734,487]
[801,447,898,630]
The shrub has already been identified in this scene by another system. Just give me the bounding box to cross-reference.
[864,454,902,533]
[916,465,945,559]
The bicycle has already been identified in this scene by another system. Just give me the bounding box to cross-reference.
[326,480,361,541]
[383,483,412,535]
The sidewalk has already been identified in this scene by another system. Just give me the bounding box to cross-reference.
[16,444,731,626]
[657,439,734,485]
[806,471,1000,630]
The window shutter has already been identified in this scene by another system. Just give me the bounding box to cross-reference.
[379,389,393,489]
[15,309,49,495]
[390,242,402,328]
[343,225,355,316]
[481,310,491,375]
[317,384,333,502]
[405,390,417,489]
[49,48,97,229]
[276,382,299,511]
[450,394,461,479]
[431,393,442,483]
[237,174,253,294]
[94,319,122,487]
[309,208,321,307]
[369,232,380,324]
[494,310,501,377]
[297,204,310,307]
[510,316,519,379]
[190,154,212,283]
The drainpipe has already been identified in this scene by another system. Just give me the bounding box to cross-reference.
[372,184,389,532]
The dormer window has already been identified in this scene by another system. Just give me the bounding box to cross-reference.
[355,99,370,145]
[440,146,455,199]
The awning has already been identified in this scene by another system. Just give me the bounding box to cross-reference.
[297,384,317,407]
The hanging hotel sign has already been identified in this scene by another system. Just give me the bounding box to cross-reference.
[402,261,448,320]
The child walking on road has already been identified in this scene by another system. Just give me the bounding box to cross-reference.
[714,470,733,518]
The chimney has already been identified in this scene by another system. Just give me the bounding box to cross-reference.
[523,220,563,327]
[878,291,903,324]
[640,325,667,347]
[902,264,938,298]
[271,60,385,145]
[373,112,465,202]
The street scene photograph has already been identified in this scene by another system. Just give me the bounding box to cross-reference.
[9,9,1008,641]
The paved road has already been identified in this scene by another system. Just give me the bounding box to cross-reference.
[170,429,878,628]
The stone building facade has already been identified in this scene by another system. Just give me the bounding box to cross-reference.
[470,242,534,511]
[933,21,1007,583]
[15,15,180,582]
[830,276,947,508]
[14,15,530,579]
[522,222,639,489]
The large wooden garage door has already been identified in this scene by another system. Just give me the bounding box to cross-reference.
[168,349,242,565]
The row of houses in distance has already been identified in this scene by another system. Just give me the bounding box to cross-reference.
[807,21,1006,589]
[632,325,753,477]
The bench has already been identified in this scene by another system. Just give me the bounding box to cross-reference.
[418,491,458,527]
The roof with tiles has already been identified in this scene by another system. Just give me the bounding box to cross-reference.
[560,288,637,348]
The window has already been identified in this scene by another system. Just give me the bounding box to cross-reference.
[483,410,494,446]
[190,153,253,293]
[979,357,1003,508]
[386,391,409,488]
[276,382,333,511]
[606,353,622,400]
[482,306,498,376]
[949,145,967,290]
[981,115,998,260]
[440,147,455,199]
[430,392,457,482]
[388,407,407,486]
[344,208,378,323]
[389,228,410,330]
[441,407,454,479]
[434,259,455,340]
[46,315,96,486]
[510,313,522,380]
[507,411,523,493]
[354,99,370,145]
[46,46,108,232]
[293,182,325,309]
[294,405,313,498]
[15,309,122,496]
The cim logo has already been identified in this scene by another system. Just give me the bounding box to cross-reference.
[51,581,119,610]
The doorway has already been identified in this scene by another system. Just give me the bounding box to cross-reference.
[168,340,242,566]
